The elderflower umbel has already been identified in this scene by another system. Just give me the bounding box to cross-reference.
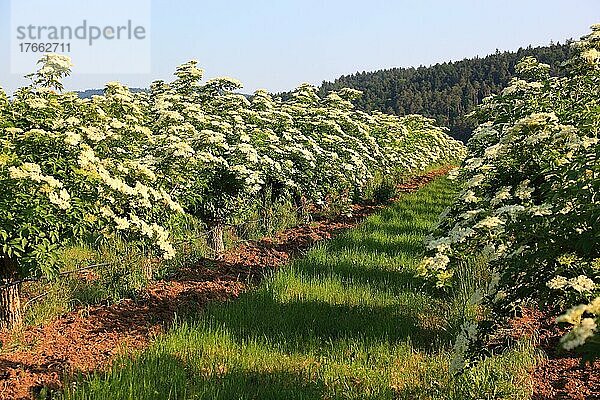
[474,216,505,230]
[570,275,596,293]
[547,275,569,290]
[559,317,597,350]
[515,180,534,200]
[64,132,82,146]
[462,190,479,203]
[491,186,512,206]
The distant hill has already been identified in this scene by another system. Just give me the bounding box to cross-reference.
[76,88,252,100]
[318,42,574,141]
[76,88,147,99]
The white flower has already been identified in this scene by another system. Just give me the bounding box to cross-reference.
[113,216,131,230]
[64,132,82,146]
[447,167,460,180]
[418,253,450,274]
[460,209,483,220]
[5,127,24,135]
[558,202,574,215]
[547,276,569,290]
[483,143,502,158]
[516,112,558,128]
[570,275,596,293]
[236,143,259,163]
[515,180,534,200]
[9,166,29,180]
[463,190,479,203]
[581,48,600,65]
[40,53,73,71]
[530,204,553,216]
[82,127,106,142]
[560,318,597,350]
[474,216,505,230]
[26,98,49,109]
[172,141,195,157]
[110,119,126,129]
[491,186,511,206]
[100,206,115,218]
[48,189,71,210]
[581,136,599,149]
[467,174,485,188]
[65,117,81,126]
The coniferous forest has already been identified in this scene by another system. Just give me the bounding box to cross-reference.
[318,42,574,141]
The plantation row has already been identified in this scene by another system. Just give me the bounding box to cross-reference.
[420,25,600,365]
[0,56,465,329]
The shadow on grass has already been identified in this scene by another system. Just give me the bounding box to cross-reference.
[194,369,327,400]
[291,258,421,293]
[195,179,456,352]
[323,234,426,258]
[202,289,446,352]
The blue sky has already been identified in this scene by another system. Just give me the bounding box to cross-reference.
[1,0,599,94]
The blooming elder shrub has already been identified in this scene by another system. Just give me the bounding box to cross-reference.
[1,55,181,282]
[417,25,600,368]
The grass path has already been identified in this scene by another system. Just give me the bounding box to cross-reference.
[62,177,535,400]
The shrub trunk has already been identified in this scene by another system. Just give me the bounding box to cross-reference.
[0,256,22,331]
[206,223,225,256]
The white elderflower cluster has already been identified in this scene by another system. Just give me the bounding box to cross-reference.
[462,190,479,203]
[447,167,460,180]
[467,174,485,188]
[82,126,106,142]
[556,297,600,350]
[9,162,71,210]
[48,189,71,210]
[490,186,512,206]
[483,143,503,158]
[547,275,596,293]
[474,216,505,230]
[581,48,600,65]
[171,139,195,157]
[64,131,82,146]
[515,180,534,200]
[37,53,73,75]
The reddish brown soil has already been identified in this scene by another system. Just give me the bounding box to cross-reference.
[503,308,600,400]
[531,312,600,400]
[0,168,450,400]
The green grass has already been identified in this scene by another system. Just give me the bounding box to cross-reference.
[58,177,538,400]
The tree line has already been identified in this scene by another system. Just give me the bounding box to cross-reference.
[316,42,574,141]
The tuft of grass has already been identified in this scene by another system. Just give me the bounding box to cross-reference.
[59,177,538,400]
[23,239,165,326]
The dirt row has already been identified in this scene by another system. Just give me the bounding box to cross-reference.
[531,313,600,400]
